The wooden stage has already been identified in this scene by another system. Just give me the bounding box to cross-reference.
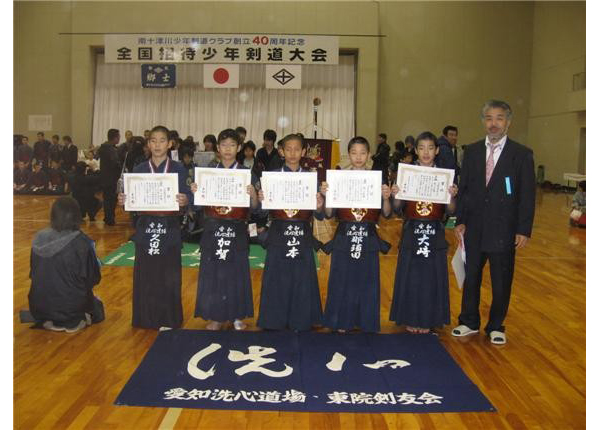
[13,190,585,429]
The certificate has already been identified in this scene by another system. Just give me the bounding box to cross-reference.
[396,164,455,204]
[194,167,251,207]
[194,151,215,167]
[261,171,317,210]
[124,173,179,211]
[325,169,381,209]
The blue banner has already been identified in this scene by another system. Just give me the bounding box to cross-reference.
[142,64,176,88]
[115,330,495,413]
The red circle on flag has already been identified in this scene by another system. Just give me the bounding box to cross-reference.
[213,68,229,84]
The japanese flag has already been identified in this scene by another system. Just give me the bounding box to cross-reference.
[203,64,239,88]
[266,65,302,89]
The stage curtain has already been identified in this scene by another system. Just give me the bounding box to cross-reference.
[92,54,355,150]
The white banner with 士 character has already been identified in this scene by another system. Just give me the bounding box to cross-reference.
[105,34,339,65]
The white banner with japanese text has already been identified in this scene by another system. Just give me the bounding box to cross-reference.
[105,34,339,64]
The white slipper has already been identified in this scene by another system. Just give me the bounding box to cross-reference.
[42,321,65,332]
[451,325,478,337]
[233,319,247,331]
[206,321,223,331]
[489,331,506,345]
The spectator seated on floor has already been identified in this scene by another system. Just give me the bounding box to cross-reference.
[26,161,48,194]
[14,160,31,194]
[28,196,103,333]
[47,159,69,195]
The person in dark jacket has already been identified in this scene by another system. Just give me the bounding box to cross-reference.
[17,135,34,168]
[435,125,459,181]
[47,159,69,194]
[33,132,51,169]
[98,129,121,226]
[14,160,31,193]
[452,100,535,345]
[48,134,63,167]
[70,161,102,221]
[61,135,79,173]
[371,133,391,184]
[28,196,102,333]
[26,161,48,194]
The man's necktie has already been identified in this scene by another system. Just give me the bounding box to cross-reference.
[485,144,499,186]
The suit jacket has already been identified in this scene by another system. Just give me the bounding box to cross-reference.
[435,135,457,171]
[98,142,122,186]
[456,138,535,253]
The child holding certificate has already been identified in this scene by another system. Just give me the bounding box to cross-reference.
[389,131,458,334]
[318,136,392,333]
[256,134,325,331]
[118,125,191,330]
[191,128,259,331]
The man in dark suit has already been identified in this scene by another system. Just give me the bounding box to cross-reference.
[452,100,535,345]
[98,128,121,226]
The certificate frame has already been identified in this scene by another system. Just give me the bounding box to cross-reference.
[395,164,455,204]
[193,167,251,208]
[261,171,318,210]
[124,173,179,211]
[325,169,382,209]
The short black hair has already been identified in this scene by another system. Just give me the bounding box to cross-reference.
[282,133,306,150]
[52,134,59,140]
[37,132,44,137]
[395,140,405,151]
[347,136,370,153]
[167,130,179,141]
[50,196,82,232]
[217,128,240,145]
[579,181,586,192]
[242,141,256,153]
[75,161,88,176]
[405,135,415,145]
[378,133,387,141]
[400,149,413,161]
[415,131,438,148]
[203,134,217,146]
[263,129,277,143]
[107,129,120,141]
[235,126,247,135]
[181,147,194,159]
[443,125,458,136]
[150,125,169,138]
[63,135,72,143]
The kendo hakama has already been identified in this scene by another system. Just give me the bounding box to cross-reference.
[322,208,391,332]
[132,213,183,329]
[194,206,254,322]
[131,158,189,329]
[257,209,323,331]
[389,201,450,328]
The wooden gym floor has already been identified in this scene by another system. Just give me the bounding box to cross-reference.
[13,190,585,429]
